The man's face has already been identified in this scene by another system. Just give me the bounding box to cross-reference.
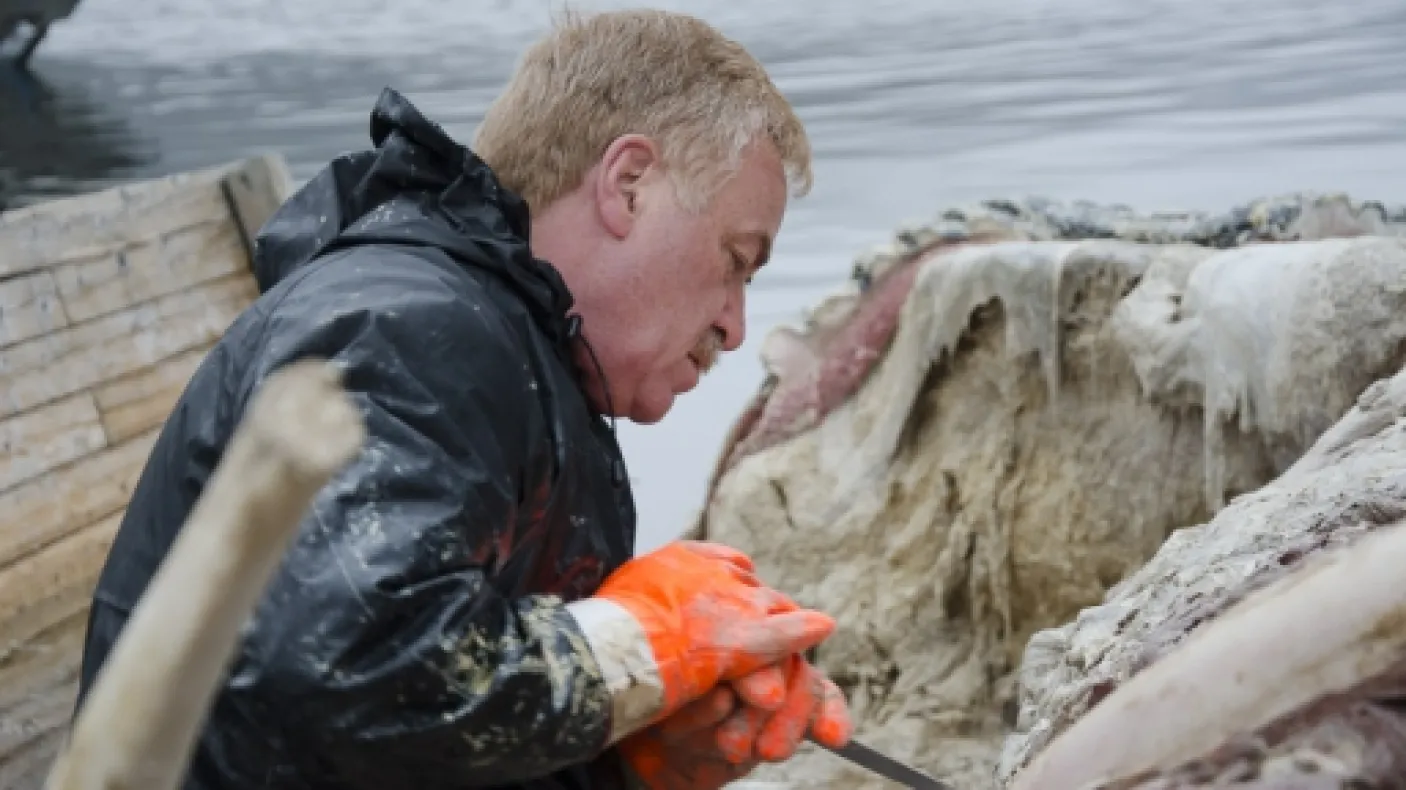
[591,138,788,424]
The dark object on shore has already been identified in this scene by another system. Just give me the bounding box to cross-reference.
[0,0,81,68]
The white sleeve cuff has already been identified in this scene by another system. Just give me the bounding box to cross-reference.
[566,597,666,744]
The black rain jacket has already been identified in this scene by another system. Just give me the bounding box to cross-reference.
[76,87,638,790]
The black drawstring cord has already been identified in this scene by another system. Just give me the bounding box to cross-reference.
[565,314,627,487]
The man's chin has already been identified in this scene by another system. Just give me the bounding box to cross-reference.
[628,391,678,425]
[628,403,671,425]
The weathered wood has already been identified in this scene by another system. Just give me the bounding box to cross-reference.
[0,154,286,282]
[0,524,109,790]
[220,153,293,256]
[0,155,294,789]
[0,610,87,790]
[93,347,207,444]
[0,273,257,422]
[0,170,215,280]
[47,182,246,325]
[0,270,69,350]
[0,430,156,570]
[0,511,120,663]
[0,393,107,494]
[1,718,66,790]
[0,608,85,716]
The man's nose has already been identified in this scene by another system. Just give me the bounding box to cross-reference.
[717,287,746,352]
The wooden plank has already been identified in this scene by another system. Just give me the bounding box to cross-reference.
[0,608,85,734]
[0,165,225,281]
[48,183,247,324]
[0,610,86,790]
[221,152,294,256]
[0,718,67,790]
[0,519,117,790]
[0,430,156,570]
[0,154,294,789]
[0,155,283,282]
[0,610,86,715]
[0,273,257,422]
[93,347,207,444]
[0,512,121,665]
[0,394,107,494]
[0,271,70,350]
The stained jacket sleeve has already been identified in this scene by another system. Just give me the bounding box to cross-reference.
[223,253,616,789]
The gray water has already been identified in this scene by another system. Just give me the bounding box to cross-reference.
[5,0,1406,550]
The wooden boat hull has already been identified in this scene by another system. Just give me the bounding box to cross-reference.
[0,154,292,789]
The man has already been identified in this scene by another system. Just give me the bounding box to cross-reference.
[76,8,852,790]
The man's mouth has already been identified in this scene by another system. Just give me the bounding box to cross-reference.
[689,330,725,376]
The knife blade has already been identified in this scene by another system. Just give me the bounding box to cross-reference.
[808,737,952,790]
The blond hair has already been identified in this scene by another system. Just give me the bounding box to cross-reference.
[473,8,812,214]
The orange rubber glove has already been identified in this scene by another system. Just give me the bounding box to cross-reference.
[565,540,837,743]
[619,656,853,790]
[619,686,757,790]
[718,653,852,762]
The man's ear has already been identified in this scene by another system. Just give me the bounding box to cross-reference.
[595,133,660,240]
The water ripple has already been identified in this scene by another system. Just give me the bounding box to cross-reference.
[3,0,1404,544]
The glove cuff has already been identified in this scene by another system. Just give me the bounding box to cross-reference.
[566,597,667,745]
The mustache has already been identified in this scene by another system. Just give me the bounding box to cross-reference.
[691,328,726,374]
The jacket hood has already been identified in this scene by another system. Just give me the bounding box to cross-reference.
[249,87,576,343]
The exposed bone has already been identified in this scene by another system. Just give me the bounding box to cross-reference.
[42,358,367,790]
[1008,517,1406,790]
